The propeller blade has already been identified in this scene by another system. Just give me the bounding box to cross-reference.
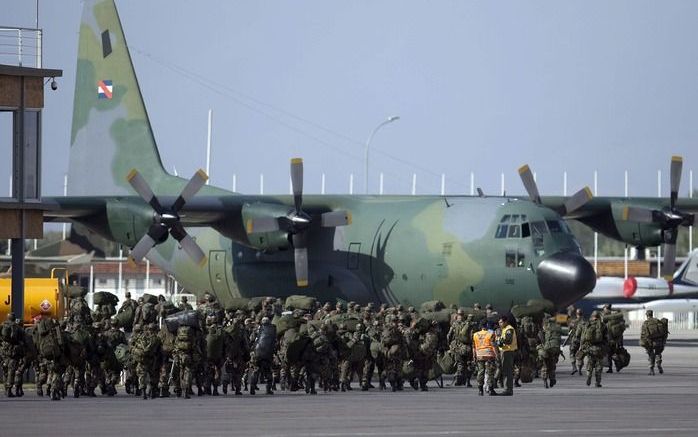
[173,169,209,212]
[670,155,683,209]
[661,243,677,279]
[294,247,309,287]
[130,234,157,263]
[291,158,303,213]
[321,210,352,227]
[178,233,208,267]
[563,187,593,215]
[246,217,281,234]
[518,164,541,204]
[292,233,308,287]
[622,206,655,224]
[127,169,163,212]
[169,222,207,267]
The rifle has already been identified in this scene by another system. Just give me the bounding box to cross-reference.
[167,355,179,386]
[561,333,571,349]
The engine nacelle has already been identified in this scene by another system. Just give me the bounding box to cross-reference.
[105,199,155,247]
[241,202,291,252]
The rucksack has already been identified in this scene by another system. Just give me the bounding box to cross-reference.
[521,317,537,338]
[458,322,474,344]
[608,319,626,339]
[583,321,604,344]
[645,319,664,340]
[254,324,276,361]
[37,320,63,360]
[544,323,562,350]
[132,334,158,362]
[141,303,157,324]
[206,326,225,361]
[1,322,21,344]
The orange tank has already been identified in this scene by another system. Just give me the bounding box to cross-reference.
[0,268,67,325]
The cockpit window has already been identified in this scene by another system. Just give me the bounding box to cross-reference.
[546,220,562,233]
[521,223,530,238]
[531,221,548,235]
[510,214,520,223]
[507,224,521,238]
[500,215,511,223]
[495,224,508,239]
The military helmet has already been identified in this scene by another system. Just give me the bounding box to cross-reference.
[125,291,131,298]
[407,306,416,313]
[181,296,188,302]
[646,310,654,317]
[261,317,270,325]
[473,303,481,310]
[590,310,600,319]
[457,308,465,316]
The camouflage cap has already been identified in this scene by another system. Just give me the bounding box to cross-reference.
[646,309,654,316]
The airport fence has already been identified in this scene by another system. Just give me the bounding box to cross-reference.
[626,310,698,331]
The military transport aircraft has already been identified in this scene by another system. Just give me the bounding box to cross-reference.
[24,0,698,311]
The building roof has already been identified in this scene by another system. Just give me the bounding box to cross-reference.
[0,64,63,78]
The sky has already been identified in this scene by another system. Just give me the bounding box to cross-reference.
[1,0,698,199]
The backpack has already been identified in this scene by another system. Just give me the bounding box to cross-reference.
[645,319,664,340]
[521,317,537,338]
[141,303,157,324]
[175,326,194,351]
[1,322,21,344]
[36,319,63,360]
[544,323,562,351]
[132,334,158,362]
[583,321,604,344]
[206,326,225,361]
[608,319,626,339]
[254,324,276,361]
[458,322,474,345]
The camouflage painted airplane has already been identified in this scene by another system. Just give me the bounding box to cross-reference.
[37,0,698,311]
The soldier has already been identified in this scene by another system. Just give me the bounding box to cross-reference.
[158,323,177,397]
[179,295,193,311]
[568,308,584,375]
[222,317,250,395]
[34,317,66,400]
[133,297,145,327]
[362,319,383,391]
[204,315,225,395]
[314,302,332,320]
[602,304,625,373]
[407,319,439,392]
[99,319,125,396]
[473,320,498,396]
[540,315,562,388]
[1,312,25,397]
[497,315,517,396]
[381,316,406,392]
[340,323,369,392]
[248,317,276,395]
[640,310,668,375]
[581,310,607,388]
[132,323,162,399]
[447,310,470,386]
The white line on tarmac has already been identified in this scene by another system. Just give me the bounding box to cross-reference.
[263,428,696,437]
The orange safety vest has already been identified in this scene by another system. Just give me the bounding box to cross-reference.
[472,330,496,360]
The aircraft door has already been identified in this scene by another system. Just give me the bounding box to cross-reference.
[208,250,231,299]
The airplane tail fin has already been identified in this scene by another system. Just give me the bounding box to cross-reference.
[672,249,698,285]
[68,0,182,196]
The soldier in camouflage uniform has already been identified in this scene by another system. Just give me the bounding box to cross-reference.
[572,310,588,376]
[248,317,277,395]
[539,316,562,388]
[581,311,607,388]
[204,315,225,395]
[222,317,250,395]
[99,319,124,396]
[174,321,198,399]
[640,310,668,375]
[381,316,406,392]
[340,323,369,391]
[1,312,25,397]
[34,317,67,401]
[158,323,177,397]
[132,323,162,399]
[362,318,383,391]
[567,308,583,375]
[407,319,439,391]
[447,310,473,386]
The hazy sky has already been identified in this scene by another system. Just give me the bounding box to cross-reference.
[2,0,698,198]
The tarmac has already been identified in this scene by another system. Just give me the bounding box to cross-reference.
[2,330,697,437]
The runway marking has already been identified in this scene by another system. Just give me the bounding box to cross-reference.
[263,428,697,437]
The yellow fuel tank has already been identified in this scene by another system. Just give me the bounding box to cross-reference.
[0,269,66,325]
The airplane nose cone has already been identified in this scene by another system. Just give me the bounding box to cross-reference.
[537,252,596,308]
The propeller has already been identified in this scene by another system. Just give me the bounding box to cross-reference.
[126,169,209,267]
[622,156,694,278]
[247,158,351,287]
[518,164,593,215]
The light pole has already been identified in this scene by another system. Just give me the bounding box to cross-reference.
[364,115,399,194]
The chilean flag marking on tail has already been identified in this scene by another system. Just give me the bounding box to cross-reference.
[97,79,113,99]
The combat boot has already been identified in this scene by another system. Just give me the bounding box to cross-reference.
[222,384,228,395]
[51,389,61,401]
[340,382,346,392]
[488,387,498,396]
[595,381,602,388]
[550,379,556,388]
[466,378,472,388]
[606,367,613,374]
[266,387,274,395]
[135,387,142,397]
[143,389,149,400]
[160,388,170,398]
[658,365,664,374]
[175,388,182,398]
[361,383,369,391]
[203,386,211,396]
[310,387,317,395]
[212,387,220,396]
[235,389,242,396]
[37,386,43,397]
[250,386,256,395]
[544,378,549,389]
[649,368,655,376]
[586,375,592,386]
[478,386,484,396]
[197,386,204,396]
[184,390,191,399]
[6,388,15,398]
[16,386,24,397]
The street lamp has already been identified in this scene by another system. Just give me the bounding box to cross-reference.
[364,115,399,194]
